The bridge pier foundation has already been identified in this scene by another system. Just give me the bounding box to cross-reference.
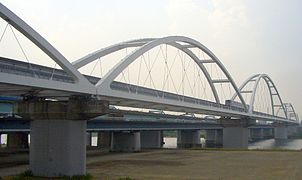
[17,96,108,177]
[7,132,29,149]
[205,129,222,148]
[220,118,255,149]
[177,130,201,148]
[140,131,163,149]
[274,126,288,139]
[110,131,141,152]
[97,131,111,149]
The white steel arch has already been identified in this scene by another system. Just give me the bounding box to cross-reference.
[277,103,299,121]
[232,74,287,117]
[75,36,248,111]
[0,3,93,92]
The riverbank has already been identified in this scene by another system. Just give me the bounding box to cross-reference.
[1,148,302,179]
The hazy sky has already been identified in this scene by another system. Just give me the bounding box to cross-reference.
[1,0,301,117]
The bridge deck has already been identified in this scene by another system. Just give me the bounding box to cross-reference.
[0,57,298,124]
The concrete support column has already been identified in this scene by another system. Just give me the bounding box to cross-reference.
[177,130,201,148]
[220,118,255,149]
[205,129,222,148]
[223,127,249,148]
[140,131,163,149]
[86,132,92,147]
[30,120,86,177]
[7,132,29,148]
[17,96,108,177]
[97,131,111,149]
[110,131,141,152]
[274,126,288,139]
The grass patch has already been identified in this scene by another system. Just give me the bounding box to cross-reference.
[4,170,93,180]
[118,177,135,180]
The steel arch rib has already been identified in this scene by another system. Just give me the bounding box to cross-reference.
[0,3,92,88]
[231,74,260,100]
[72,38,220,103]
[234,74,287,117]
[72,38,156,69]
[96,36,247,111]
[281,103,299,121]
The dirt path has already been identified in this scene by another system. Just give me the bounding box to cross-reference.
[1,149,302,179]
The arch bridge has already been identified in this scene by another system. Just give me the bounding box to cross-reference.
[0,3,300,177]
[0,3,298,124]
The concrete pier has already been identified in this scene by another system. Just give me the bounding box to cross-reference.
[274,126,288,139]
[220,118,255,149]
[140,131,163,149]
[17,96,108,177]
[30,120,86,177]
[205,129,222,148]
[177,130,201,148]
[7,132,29,148]
[110,131,141,152]
[97,131,111,149]
[223,127,249,148]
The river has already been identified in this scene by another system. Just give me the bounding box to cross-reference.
[163,137,302,150]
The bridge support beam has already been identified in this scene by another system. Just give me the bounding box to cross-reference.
[140,131,163,149]
[205,129,222,148]
[274,126,288,140]
[220,118,255,149]
[177,130,201,148]
[110,131,141,152]
[7,132,29,149]
[17,96,108,177]
[97,131,111,149]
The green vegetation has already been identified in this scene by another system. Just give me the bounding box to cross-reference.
[5,170,93,180]
[289,131,302,139]
[163,131,177,137]
[118,177,135,180]
[163,130,206,138]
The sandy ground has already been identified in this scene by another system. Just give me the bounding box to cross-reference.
[1,148,302,179]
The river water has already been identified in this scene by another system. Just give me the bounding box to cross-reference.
[163,137,302,150]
